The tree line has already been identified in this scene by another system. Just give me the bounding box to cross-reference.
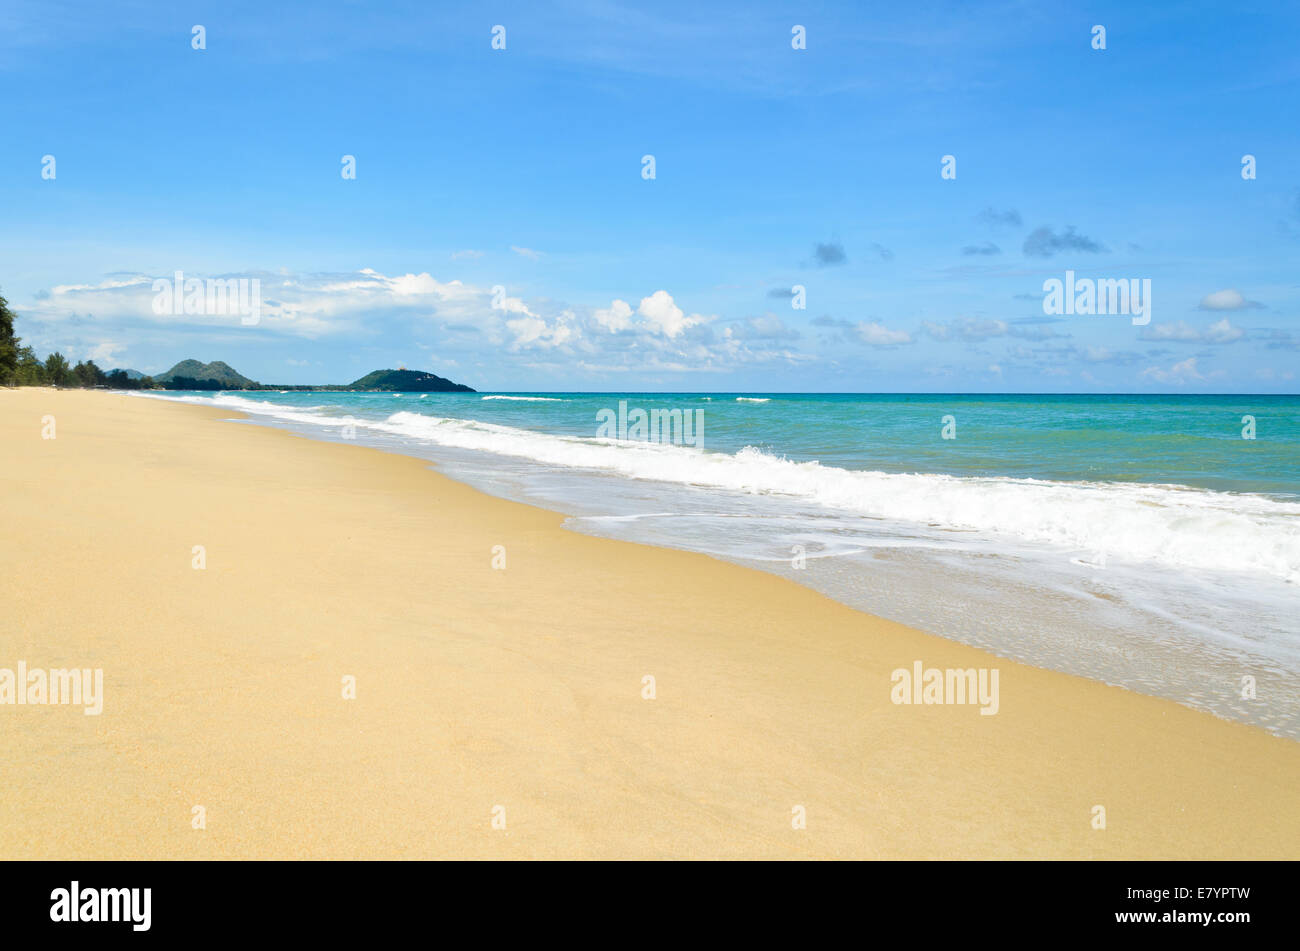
[1,289,154,389]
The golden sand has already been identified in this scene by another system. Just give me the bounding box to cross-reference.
[1,388,1296,858]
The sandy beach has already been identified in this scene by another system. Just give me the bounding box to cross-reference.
[1,387,1297,859]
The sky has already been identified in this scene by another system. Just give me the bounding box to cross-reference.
[1,0,1297,392]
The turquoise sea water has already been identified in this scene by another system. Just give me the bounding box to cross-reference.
[165,390,1300,493]
[394,392,1300,495]
[147,390,1300,737]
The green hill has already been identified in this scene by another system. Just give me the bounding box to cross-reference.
[346,369,475,392]
[155,359,258,389]
[142,360,473,392]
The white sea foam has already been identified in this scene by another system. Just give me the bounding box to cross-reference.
[736,397,770,402]
[138,392,346,425]
[481,395,564,402]
[142,392,1300,584]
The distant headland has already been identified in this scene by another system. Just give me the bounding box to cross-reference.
[152,360,476,392]
[4,353,476,393]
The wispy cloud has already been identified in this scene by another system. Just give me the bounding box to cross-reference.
[1141,356,1207,384]
[1023,226,1108,258]
[976,207,1022,229]
[1140,318,1245,343]
[855,321,912,347]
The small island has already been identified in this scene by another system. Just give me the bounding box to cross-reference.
[152,359,476,393]
[321,368,475,393]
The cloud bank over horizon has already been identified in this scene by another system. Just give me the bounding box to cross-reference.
[10,262,1293,391]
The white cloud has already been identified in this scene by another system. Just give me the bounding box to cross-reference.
[637,290,705,338]
[16,268,792,375]
[1141,356,1203,384]
[506,311,577,350]
[1204,318,1244,343]
[1199,288,1261,311]
[855,321,912,346]
[1140,321,1201,341]
[87,340,125,364]
[23,268,508,340]
[505,316,549,348]
[511,246,543,260]
[386,272,456,297]
[49,276,152,295]
[920,317,1007,341]
[740,314,800,340]
[958,318,1007,340]
[493,292,537,317]
[593,299,633,332]
[1140,318,1244,344]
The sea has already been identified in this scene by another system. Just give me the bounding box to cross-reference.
[140,390,1300,739]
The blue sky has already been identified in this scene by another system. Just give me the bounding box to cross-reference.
[2,0,1297,391]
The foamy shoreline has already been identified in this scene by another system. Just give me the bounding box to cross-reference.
[138,389,1300,739]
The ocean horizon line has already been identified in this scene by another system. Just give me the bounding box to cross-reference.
[205,388,1300,397]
